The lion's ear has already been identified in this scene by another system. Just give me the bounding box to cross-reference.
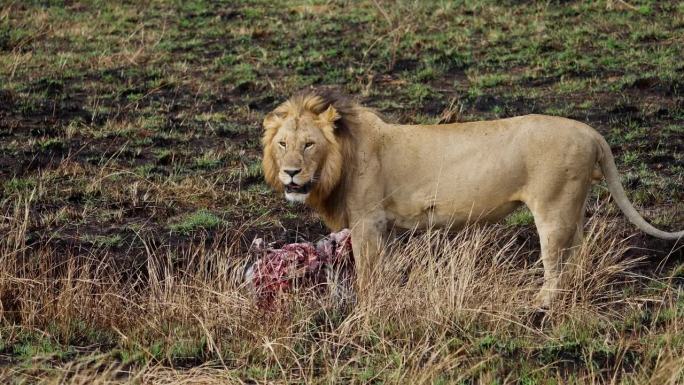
[263,111,286,131]
[317,105,340,125]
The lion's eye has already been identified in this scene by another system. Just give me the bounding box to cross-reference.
[278,141,286,148]
[304,142,314,150]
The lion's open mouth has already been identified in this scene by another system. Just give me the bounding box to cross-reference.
[285,182,312,194]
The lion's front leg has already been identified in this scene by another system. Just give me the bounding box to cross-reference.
[350,212,387,289]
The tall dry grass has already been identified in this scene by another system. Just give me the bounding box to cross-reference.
[0,192,682,384]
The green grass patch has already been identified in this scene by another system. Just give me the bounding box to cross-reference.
[169,210,222,235]
[506,207,535,227]
[83,234,124,248]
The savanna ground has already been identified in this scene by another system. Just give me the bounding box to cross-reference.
[1,0,683,383]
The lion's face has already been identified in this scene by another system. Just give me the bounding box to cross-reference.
[262,101,342,204]
[270,115,331,202]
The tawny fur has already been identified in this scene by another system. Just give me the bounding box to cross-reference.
[262,89,683,307]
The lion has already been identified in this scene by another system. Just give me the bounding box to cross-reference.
[261,89,683,307]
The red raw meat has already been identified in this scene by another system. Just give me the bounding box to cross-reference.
[247,229,353,308]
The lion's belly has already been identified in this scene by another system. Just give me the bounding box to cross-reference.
[385,195,521,230]
[381,149,526,230]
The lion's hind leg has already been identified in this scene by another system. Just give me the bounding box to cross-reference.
[526,184,591,308]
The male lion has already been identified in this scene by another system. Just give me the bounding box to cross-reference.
[261,89,683,307]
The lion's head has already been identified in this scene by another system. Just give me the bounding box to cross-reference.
[261,90,357,225]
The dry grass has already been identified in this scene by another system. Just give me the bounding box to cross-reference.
[1,192,682,384]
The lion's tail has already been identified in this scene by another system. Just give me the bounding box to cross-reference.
[595,134,683,240]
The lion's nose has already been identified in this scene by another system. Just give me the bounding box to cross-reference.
[284,168,301,177]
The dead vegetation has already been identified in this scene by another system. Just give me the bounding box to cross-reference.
[1,192,683,383]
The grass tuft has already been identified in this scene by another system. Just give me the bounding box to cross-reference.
[169,210,222,235]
